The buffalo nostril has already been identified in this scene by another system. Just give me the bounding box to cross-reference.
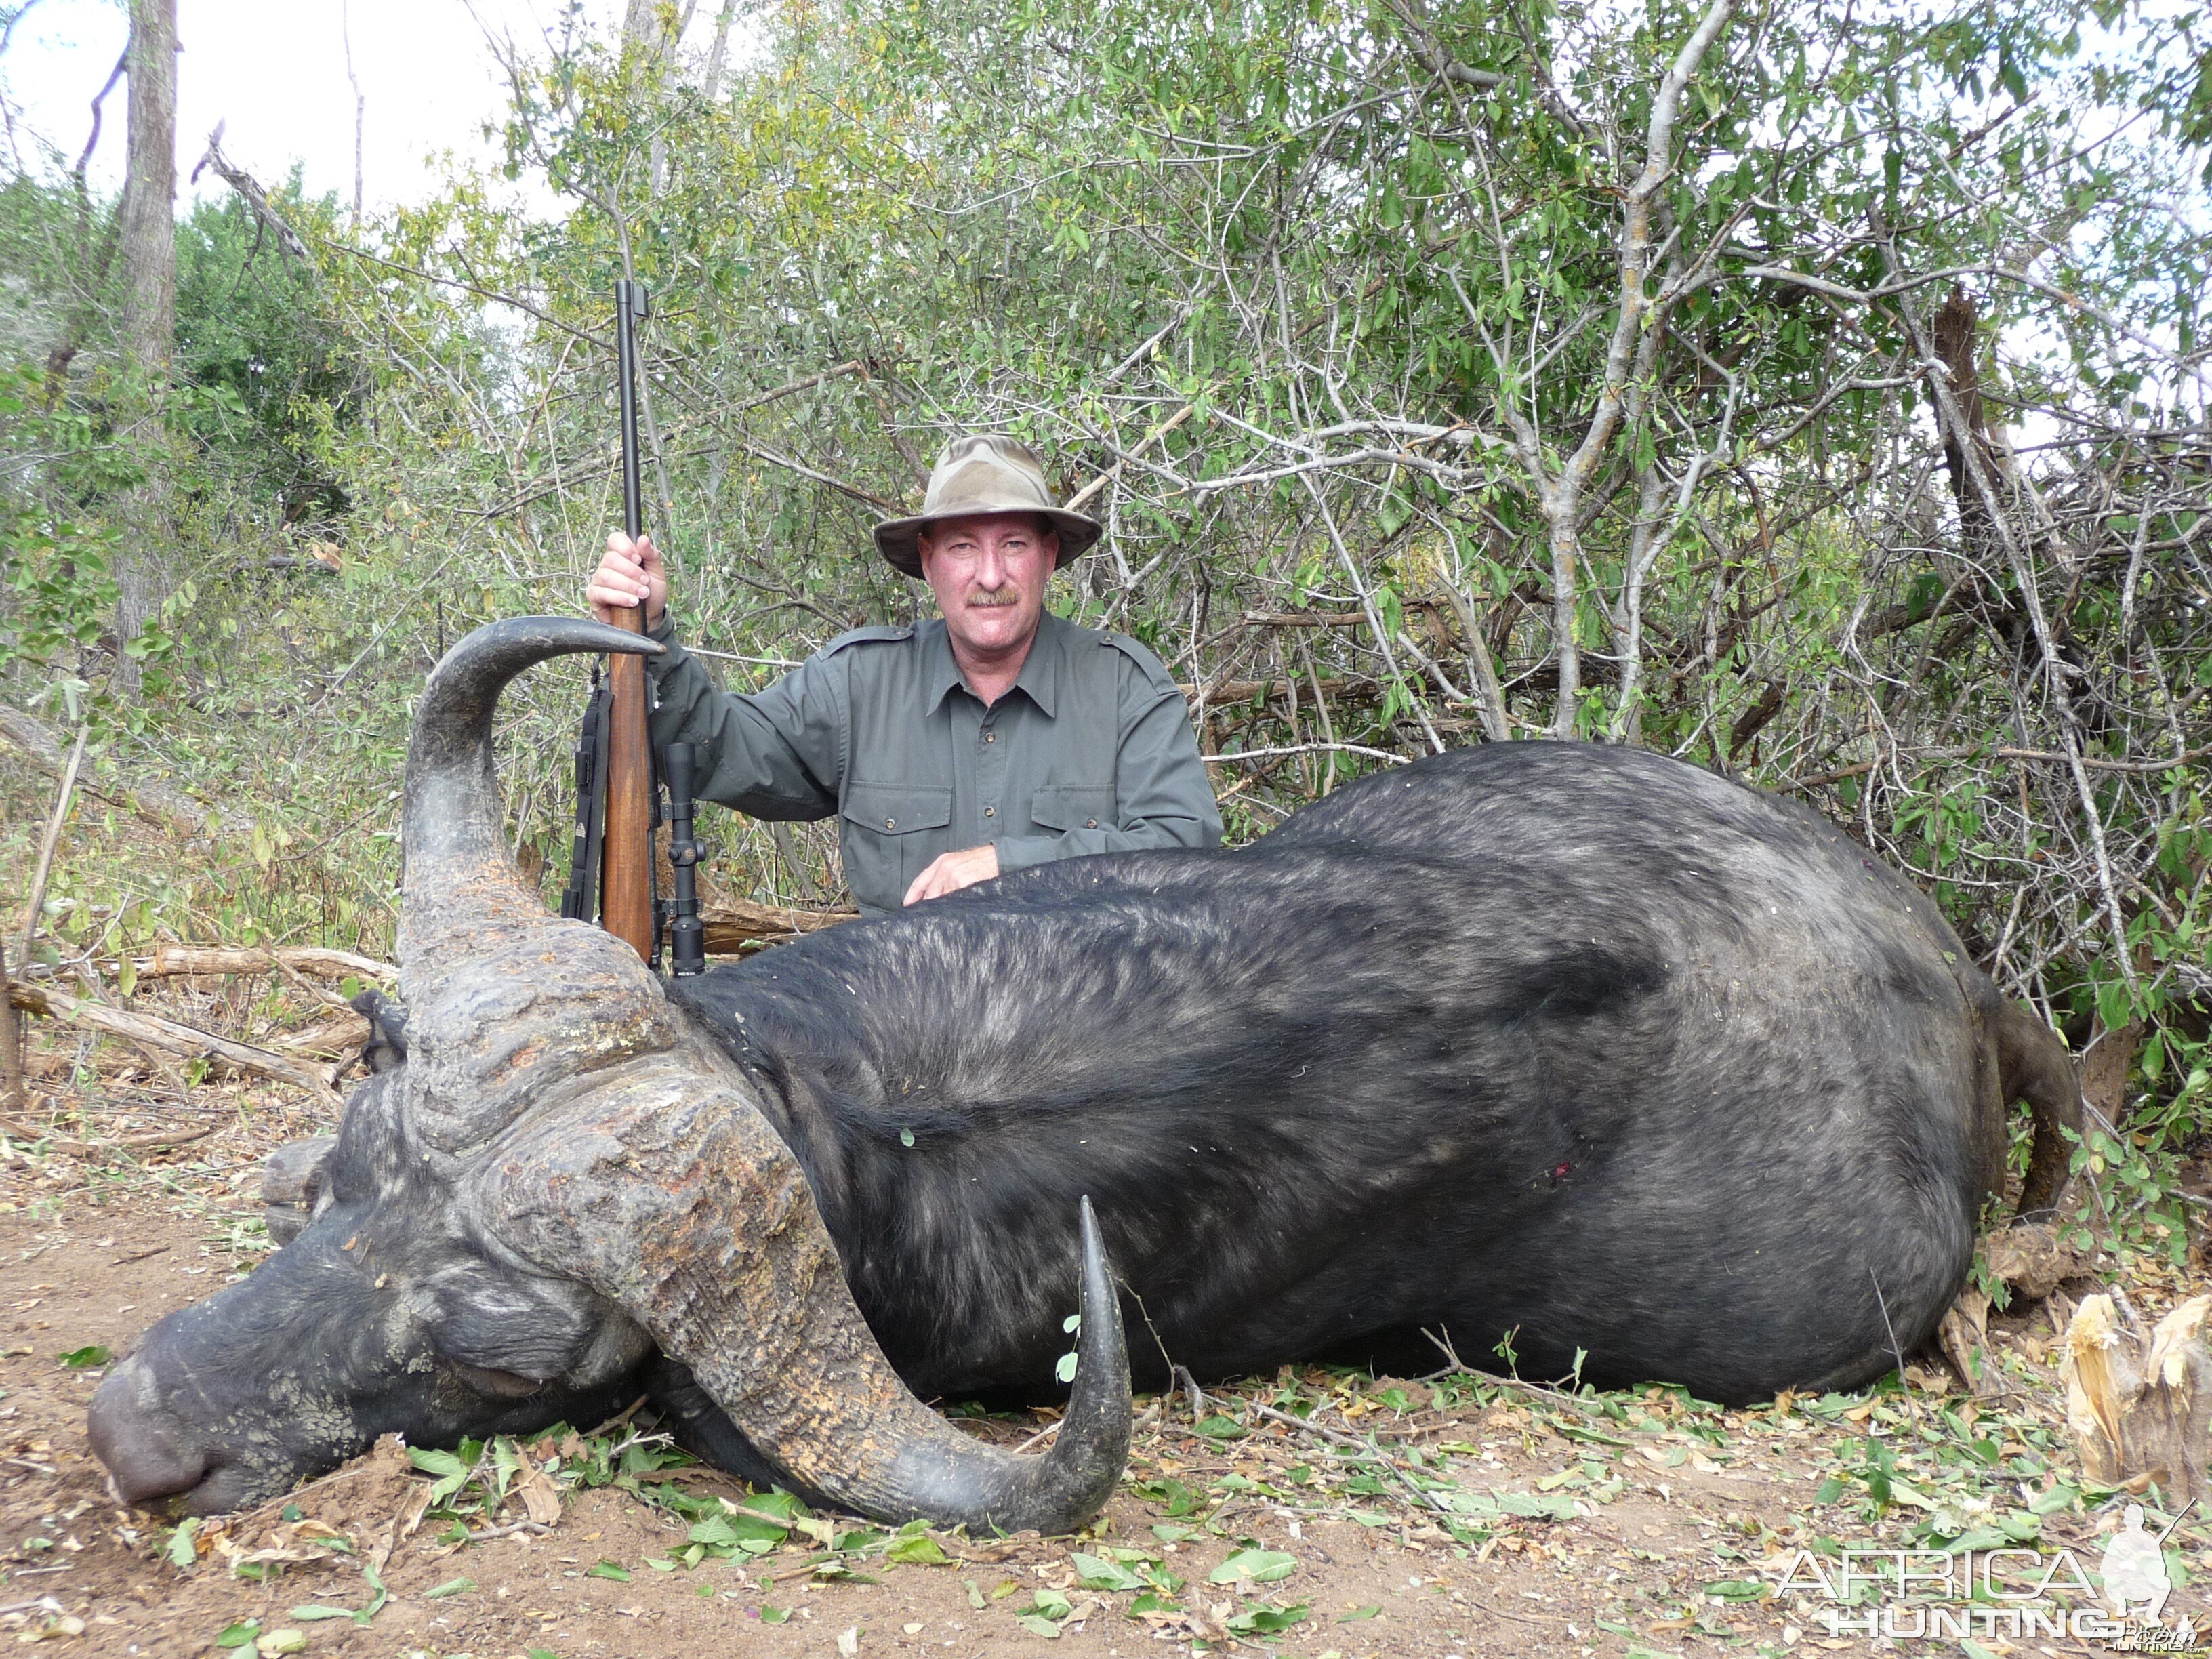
[87,1358,209,1506]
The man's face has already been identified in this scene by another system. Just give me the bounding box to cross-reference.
[918,513,1058,664]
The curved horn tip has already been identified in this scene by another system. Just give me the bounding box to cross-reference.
[430,615,665,685]
[406,615,665,781]
[1026,1193,1132,1530]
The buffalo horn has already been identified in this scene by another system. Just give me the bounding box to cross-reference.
[476,1051,1133,1534]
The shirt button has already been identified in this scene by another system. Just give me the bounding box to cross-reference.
[1085,819,1099,829]
[983,805,996,818]
[984,731,996,743]
[884,818,897,830]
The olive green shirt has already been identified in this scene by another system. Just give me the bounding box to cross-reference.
[643,609,1223,916]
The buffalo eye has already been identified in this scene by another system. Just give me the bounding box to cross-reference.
[447,1359,546,1400]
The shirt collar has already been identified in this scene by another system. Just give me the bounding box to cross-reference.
[922,609,1065,718]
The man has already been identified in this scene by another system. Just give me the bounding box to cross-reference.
[585,434,1222,916]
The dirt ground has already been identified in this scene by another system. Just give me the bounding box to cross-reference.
[1,998,2207,1659]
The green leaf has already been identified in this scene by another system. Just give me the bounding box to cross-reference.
[424,1576,476,1599]
[689,1511,789,1548]
[1191,1414,1248,1439]
[1227,1603,1309,1634]
[1071,1551,1145,1591]
[1209,1549,1296,1584]
[760,1605,792,1623]
[409,1444,474,1503]
[358,1559,389,1624]
[59,1345,111,1368]
[1015,1613,1064,1638]
[587,1560,632,1581]
[1496,1489,1579,1520]
[287,1607,357,1622]
[1704,1579,1769,1601]
[885,1530,950,1566]
[1336,1603,1382,1622]
[168,1517,201,1569]
[1032,1588,1073,1620]
[214,1623,260,1650]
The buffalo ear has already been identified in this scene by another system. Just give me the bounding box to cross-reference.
[260,1135,337,1247]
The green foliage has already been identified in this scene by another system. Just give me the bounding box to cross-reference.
[173,183,364,508]
[1,0,2207,1174]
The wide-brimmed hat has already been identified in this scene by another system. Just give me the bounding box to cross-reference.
[873,434,1103,579]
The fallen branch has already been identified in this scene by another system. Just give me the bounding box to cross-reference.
[0,1115,220,1155]
[146,945,396,982]
[189,122,310,261]
[699,897,857,953]
[6,979,341,1102]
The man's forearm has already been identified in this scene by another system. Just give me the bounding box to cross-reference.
[638,617,839,817]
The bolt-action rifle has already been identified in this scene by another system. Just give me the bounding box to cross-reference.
[557,279,705,977]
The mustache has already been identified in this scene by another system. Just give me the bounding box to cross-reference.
[965,590,1019,607]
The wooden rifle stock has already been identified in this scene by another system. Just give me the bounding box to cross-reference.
[600,279,657,964]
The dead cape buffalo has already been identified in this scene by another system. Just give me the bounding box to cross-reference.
[89,616,2080,1531]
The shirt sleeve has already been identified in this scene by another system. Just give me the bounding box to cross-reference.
[992,646,1223,873]
[643,615,843,821]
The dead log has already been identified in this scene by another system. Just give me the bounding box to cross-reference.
[146,945,396,983]
[5,978,341,1103]
[699,897,857,954]
[2062,1293,2211,1507]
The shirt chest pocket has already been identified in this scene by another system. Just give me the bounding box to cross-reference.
[839,782,953,910]
[1029,783,1117,835]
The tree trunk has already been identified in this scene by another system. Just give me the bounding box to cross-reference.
[623,0,674,192]
[113,0,178,701]
[703,0,740,93]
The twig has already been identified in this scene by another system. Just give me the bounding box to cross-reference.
[1202,742,1410,767]
[585,1395,651,1438]
[1869,1266,1921,1421]
[1460,1590,1550,1625]
[1172,1364,1210,1420]
[1418,1327,1612,1418]
[112,1243,171,1264]
[455,1518,549,1543]
[18,722,87,966]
